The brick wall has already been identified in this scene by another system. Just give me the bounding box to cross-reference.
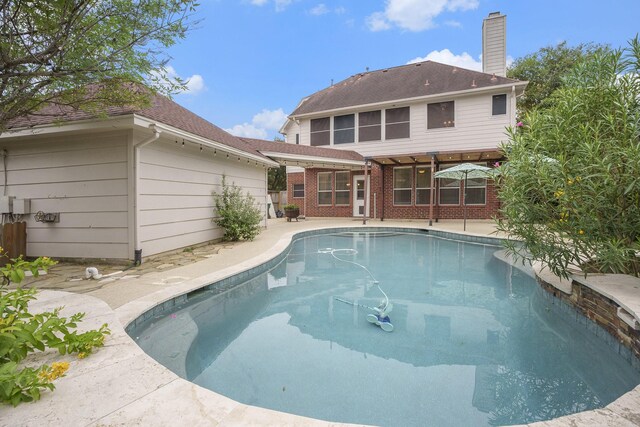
[287,163,500,220]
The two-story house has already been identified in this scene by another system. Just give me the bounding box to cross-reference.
[280,12,527,223]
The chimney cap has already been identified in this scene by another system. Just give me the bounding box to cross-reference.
[488,11,502,17]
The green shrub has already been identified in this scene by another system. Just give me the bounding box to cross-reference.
[496,37,640,278]
[213,175,263,241]
[0,254,111,406]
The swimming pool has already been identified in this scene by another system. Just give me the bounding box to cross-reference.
[130,230,640,426]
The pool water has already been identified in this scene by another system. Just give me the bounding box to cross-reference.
[131,232,640,426]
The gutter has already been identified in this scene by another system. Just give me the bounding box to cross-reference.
[290,81,529,119]
[132,124,161,264]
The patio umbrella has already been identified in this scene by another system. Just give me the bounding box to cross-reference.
[434,163,496,231]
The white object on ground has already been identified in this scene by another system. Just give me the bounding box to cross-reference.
[85,267,102,280]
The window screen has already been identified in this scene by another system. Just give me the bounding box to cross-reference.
[427,101,455,129]
[358,110,381,142]
[492,94,507,115]
[393,167,412,205]
[386,107,410,139]
[310,118,330,146]
[334,114,355,144]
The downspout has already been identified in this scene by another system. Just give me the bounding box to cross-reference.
[362,159,369,225]
[133,124,161,264]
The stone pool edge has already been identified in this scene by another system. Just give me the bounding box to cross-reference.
[116,225,640,427]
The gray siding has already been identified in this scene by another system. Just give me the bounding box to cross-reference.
[1,132,130,259]
[137,137,267,257]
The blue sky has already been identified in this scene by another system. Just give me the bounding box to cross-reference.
[166,0,640,140]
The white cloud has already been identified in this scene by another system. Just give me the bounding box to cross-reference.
[444,20,462,28]
[335,6,346,14]
[275,0,292,12]
[225,123,268,139]
[366,11,391,32]
[309,3,329,15]
[248,0,292,12]
[407,49,482,71]
[366,0,479,32]
[152,65,206,95]
[226,108,287,139]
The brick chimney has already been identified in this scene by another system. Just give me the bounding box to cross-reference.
[482,12,506,77]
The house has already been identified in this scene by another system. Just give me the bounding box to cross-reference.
[0,94,279,261]
[279,12,528,222]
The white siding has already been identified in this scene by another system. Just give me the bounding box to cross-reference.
[482,13,506,77]
[291,93,513,158]
[0,132,130,259]
[137,138,267,257]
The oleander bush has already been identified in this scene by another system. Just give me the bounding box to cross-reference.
[0,253,110,406]
[496,37,640,278]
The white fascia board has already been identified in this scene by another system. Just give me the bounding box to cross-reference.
[290,81,529,120]
[260,151,364,167]
[0,115,135,139]
[134,116,280,167]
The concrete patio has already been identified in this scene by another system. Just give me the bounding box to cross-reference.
[3,218,640,426]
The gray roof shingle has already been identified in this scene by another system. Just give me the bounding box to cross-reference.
[240,137,363,162]
[6,93,270,160]
[291,61,522,116]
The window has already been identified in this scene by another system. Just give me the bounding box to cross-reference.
[438,165,460,205]
[310,118,330,146]
[334,114,355,144]
[386,107,410,139]
[465,167,487,204]
[293,184,304,198]
[317,172,332,205]
[415,166,433,205]
[393,167,412,205]
[427,101,455,129]
[358,110,381,142]
[492,94,507,116]
[335,171,350,205]
[295,133,300,145]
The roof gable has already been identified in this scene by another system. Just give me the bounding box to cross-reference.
[291,61,522,116]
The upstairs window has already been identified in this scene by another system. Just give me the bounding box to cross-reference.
[358,110,381,142]
[310,118,330,146]
[386,107,410,139]
[492,94,507,115]
[295,133,300,144]
[427,101,455,129]
[334,114,355,144]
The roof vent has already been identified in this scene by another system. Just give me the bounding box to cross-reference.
[424,79,430,86]
[471,79,477,88]
[452,67,457,73]
[415,63,421,66]
[491,73,498,82]
[382,69,388,73]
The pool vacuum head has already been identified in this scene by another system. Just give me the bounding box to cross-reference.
[366,313,394,332]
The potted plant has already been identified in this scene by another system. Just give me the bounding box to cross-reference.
[283,204,300,222]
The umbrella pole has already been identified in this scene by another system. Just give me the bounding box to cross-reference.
[463,172,467,231]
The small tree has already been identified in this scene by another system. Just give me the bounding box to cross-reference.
[0,254,110,406]
[213,176,263,241]
[497,37,640,278]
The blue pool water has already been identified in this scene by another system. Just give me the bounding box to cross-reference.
[131,231,640,426]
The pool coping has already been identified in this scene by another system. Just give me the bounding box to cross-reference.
[7,224,640,426]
